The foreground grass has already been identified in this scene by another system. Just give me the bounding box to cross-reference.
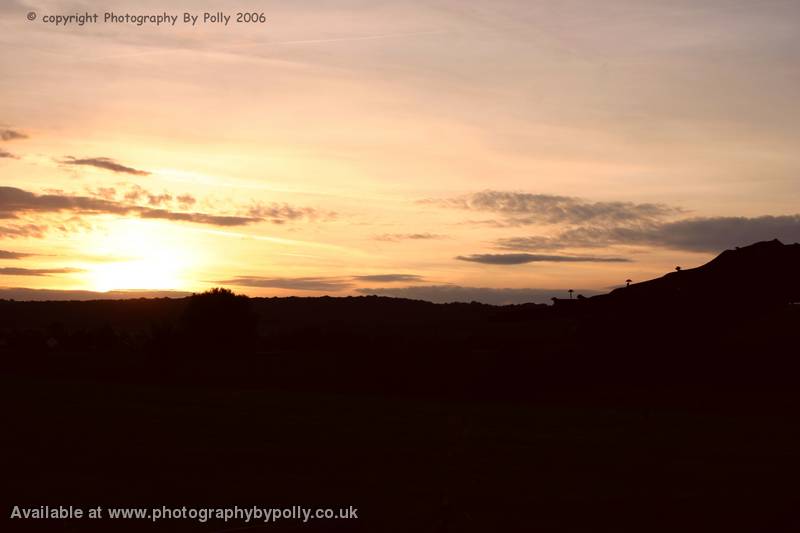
[3,375,799,532]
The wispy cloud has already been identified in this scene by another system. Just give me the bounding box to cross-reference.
[456,253,630,265]
[373,233,446,242]
[0,267,83,276]
[496,215,800,253]
[62,156,151,176]
[247,202,334,224]
[93,184,199,210]
[425,190,681,227]
[0,186,261,229]
[84,185,323,226]
[0,129,27,141]
[352,274,424,282]
[121,184,173,206]
[0,224,47,239]
[219,276,353,291]
[137,209,258,226]
[0,148,18,159]
[0,249,33,259]
[176,194,196,209]
[86,187,118,200]
[220,273,426,290]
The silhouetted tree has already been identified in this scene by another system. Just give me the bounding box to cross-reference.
[568,289,574,299]
[180,288,258,355]
[626,279,632,287]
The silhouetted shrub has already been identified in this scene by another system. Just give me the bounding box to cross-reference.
[180,288,258,355]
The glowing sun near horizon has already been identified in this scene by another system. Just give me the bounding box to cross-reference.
[84,220,194,292]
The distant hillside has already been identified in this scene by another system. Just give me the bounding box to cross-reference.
[1,240,799,403]
[0,288,192,301]
[591,239,800,308]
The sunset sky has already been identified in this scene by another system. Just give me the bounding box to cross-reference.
[2,0,800,303]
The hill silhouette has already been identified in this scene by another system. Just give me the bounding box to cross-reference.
[592,239,800,308]
[2,239,799,399]
[2,240,800,532]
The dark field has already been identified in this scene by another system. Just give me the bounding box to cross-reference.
[5,373,800,532]
[4,241,800,531]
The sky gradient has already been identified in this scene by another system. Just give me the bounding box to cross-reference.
[2,0,800,303]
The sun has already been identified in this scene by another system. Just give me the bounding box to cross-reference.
[84,219,195,292]
[90,257,184,292]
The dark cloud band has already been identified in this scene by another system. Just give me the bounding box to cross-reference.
[352,274,424,282]
[218,276,353,291]
[62,156,151,176]
[0,249,33,259]
[373,233,446,242]
[220,274,427,291]
[0,267,83,276]
[0,224,47,238]
[497,215,800,253]
[0,129,27,141]
[457,253,630,265]
[426,190,681,226]
[0,186,262,228]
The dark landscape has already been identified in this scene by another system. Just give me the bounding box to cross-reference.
[2,239,800,531]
